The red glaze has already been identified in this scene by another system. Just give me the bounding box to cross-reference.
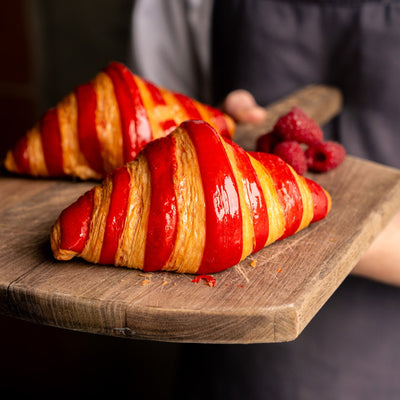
[305,178,329,222]
[204,104,230,138]
[160,119,177,134]
[12,136,30,174]
[186,120,243,274]
[228,140,269,252]
[192,274,216,287]
[250,152,303,239]
[174,93,202,120]
[143,136,178,272]
[99,167,131,264]
[105,62,152,164]
[144,80,166,105]
[60,189,94,253]
[40,107,64,176]
[75,82,105,174]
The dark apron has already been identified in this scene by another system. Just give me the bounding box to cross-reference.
[172,2,400,400]
[212,0,400,169]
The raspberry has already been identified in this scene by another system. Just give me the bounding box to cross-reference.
[273,141,307,175]
[256,131,282,153]
[274,107,323,145]
[306,141,346,172]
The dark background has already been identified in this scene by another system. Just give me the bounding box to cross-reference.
[1,1,180,398]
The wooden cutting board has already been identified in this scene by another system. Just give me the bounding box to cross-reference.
[1,86,400,344]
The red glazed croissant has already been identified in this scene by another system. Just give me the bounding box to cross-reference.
[4,62,234,180]
[51,120,331,274]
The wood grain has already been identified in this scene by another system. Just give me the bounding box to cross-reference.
[1,85,399,344]
[1,156,399,343]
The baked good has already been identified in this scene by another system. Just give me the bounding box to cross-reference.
[51,120,331,274]
[4,62,234,180]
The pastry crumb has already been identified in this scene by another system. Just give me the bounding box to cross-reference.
[250,260,257,267]
[192,274,216,287]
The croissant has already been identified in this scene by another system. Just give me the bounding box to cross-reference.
[4,62,234,180]
[51,120,331,274]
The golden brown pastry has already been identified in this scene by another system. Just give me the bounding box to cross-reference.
[51,120,331,274]
[5,62,235,180]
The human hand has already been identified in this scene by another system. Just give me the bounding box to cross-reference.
[222,89,267,123]
[352,209,400,286]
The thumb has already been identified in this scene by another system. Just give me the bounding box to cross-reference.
[222,89,267,123]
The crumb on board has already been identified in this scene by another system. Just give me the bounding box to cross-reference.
[277,268,282,273]
[141,279,151,286]
[161,280,168,286]
[250,259,257,267]
[192,274,216,287]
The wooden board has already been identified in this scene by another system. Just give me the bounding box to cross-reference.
[1,86,400,344]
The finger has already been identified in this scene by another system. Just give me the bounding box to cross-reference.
[222,89,267,123]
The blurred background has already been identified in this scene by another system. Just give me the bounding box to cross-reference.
[0,0,133,159]
[0,1,181,398]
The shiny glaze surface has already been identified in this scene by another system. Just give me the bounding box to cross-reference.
[204,104,229,138]
[99,166,131,264]
[105,62,152,164]
[160,119,177,134]
[40,107,64,176]
[229,140,269,253]
[75,82,105,174]
[143,136,178,272]
[144,80,166,106]
[305,178,329,222]
[60,190,94,253]
[250,152,303,239]
[174,93,202,120]
[186,121,243,274]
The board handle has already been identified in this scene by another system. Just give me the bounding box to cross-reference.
[234,85,343,150]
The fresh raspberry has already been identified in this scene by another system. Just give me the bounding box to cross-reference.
[273,141,307,175]
[256,131,282,153]
[306,141,346,172]
[274,107,323,145]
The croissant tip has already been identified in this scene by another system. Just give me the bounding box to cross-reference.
[50,220,75,261]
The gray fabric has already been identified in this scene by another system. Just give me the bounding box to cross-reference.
[212,0,400,168]
[129,0,213,102]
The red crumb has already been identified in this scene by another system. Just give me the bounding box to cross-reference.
[192,274,216,287]
[277,268,282,273]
